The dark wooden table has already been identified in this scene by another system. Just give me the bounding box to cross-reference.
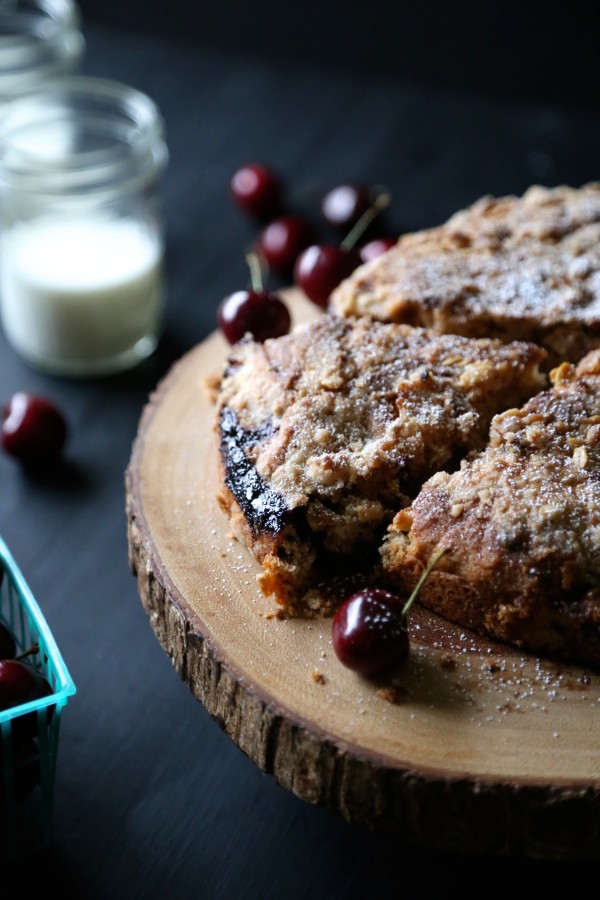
[1,18,599,896]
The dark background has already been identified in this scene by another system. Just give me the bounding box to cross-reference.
[77,0,600,109]
[1,1,599,895]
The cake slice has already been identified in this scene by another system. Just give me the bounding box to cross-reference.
[380,349,600,669]
[330,182,600,368]
[215,314,546,615]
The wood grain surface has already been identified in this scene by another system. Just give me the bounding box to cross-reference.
[125,289,600,861]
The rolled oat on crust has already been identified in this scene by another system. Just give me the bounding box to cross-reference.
[330,182,600,368]
[215,314,546,615]
[380,348,600,669]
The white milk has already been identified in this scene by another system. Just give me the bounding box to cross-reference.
[0,215,165,376]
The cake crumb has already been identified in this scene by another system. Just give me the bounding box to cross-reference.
[311,670,326,684]
[377,685,406,704]
[203,372,221,403]
[265,608,286,620]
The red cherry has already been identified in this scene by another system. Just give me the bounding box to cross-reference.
[0,659,52,710]
[0,659,53,737]
[332,549,448,676]
[230,163,283,221]
[218,250,291,344]
[332,588,410,676]
[218,290,291,344]
[321,183,371,232]
[257,214,315,275]
[295,189,392,308]
[293,245,362,308]
[2,392,68,467]
[360,236,397,263]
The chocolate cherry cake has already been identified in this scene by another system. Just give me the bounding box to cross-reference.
[380,349,600,669]
[215,313,546,616]
[330,182,600,368]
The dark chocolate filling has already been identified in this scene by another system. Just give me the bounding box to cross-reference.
[219,406,289,535]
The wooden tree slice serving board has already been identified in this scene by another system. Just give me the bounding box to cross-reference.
[125,289,600,861]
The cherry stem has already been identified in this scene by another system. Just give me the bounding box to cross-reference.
[341,190,392,251]
[246,250,265,292]
[401,548,448,618]
[16,641,39,661]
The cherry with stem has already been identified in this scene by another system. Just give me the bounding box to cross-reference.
[294,191,392,308]
[218,251,291,345]
[332,547,448,676]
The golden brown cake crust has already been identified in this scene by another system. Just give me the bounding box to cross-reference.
[330,182,600,368]
[380,349,600,669]
[215,314,546,614]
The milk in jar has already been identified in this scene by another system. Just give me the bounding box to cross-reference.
[0,76,168,376]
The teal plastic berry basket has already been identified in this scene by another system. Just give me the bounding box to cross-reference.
[0,535,76,864]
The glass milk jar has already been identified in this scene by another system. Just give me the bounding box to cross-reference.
[0,0,85,100]
[0,75,168,376]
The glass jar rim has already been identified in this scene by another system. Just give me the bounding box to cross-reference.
[0,0,82,28]
[0,0,84,96]
[0,75,168,198]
